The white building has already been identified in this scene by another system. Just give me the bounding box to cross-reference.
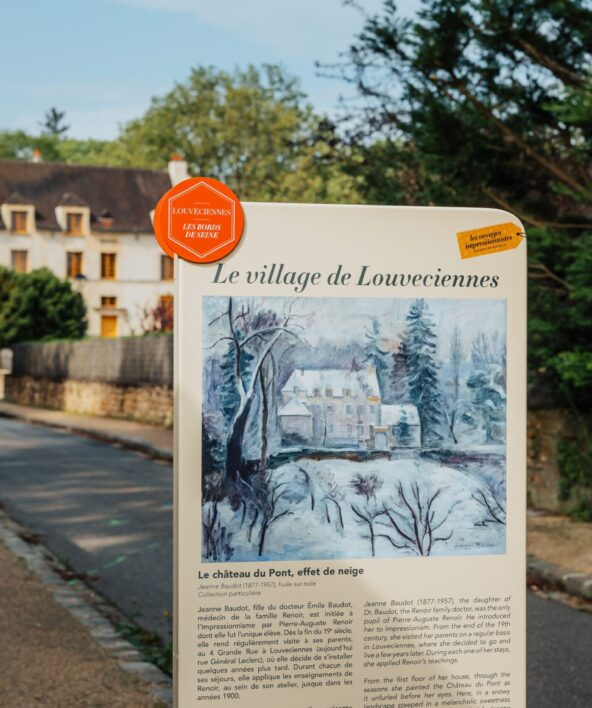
[0,155,189,337]
[279,367,381,447]
[373,404,421,450]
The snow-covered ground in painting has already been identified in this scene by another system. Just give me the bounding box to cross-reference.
[207,456,505,562]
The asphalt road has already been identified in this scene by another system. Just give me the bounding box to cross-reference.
[0,416,172,638]
[1,416,592,707]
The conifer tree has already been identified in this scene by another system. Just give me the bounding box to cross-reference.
[363,317,391,401]
[391,337,410,403]
[404,299,443,446]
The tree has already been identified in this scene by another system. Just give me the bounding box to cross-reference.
[0,267,86,347]
[41,107,69,137]
[202,421,224,503]
[253,471,294,556]
[341,0,592,409]
[443,326,464,444]
[119,65,360,203]
[363,317,391,400]
[396,409,413,447]
[318,470,345,533]
[403,299,443,446]
[219,324,254,426]
[209,297,303,484]
[350,472,384,556]
[138,298,174,334]
[0,129,138,166]
[202,502,234,561]
[377,482,457,556]
[471,332,495,368]
[391,337,410,402]
[473,479,507,527]
[350,472,383,503]
[465,370,506,444]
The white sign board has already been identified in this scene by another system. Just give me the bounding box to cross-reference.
[175,204,526,707]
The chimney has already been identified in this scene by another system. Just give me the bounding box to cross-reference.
[168,153,189,186]
[32,148,42,163]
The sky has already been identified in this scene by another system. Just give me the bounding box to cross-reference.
[204,296,506,357]
[0,0,420,140]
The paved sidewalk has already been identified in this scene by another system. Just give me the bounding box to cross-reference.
[528,509,592,601]
[0,520,167,707]
[2,400,592,602]
[0,401,172,460]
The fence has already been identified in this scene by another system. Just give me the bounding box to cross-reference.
[10,335,173,387]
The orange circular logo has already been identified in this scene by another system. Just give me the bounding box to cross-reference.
[153,177,244,263]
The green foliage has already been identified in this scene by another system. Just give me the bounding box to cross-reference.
[557,432,592,521]
[0,130,63,162]
[343,0,592,410]
[0,129,136,166]
[0,267,87,347]
[115,605,172,676]
[1,65,360,203]
[118,64,360,202]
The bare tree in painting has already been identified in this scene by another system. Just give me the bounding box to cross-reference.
[297,465,316,511]
[350,473,383,502]
[351,504,383,557]
[202,503,234,561]
[473,479,506,526]
[253,471,295,556]
[319,471,345,534]
[350,473,384,555]
[377,482,458,556]
[209,297,303,485]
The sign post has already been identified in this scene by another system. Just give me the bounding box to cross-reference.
[170,201,526,708]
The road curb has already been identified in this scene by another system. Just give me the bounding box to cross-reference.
[528,554,592,602]
[0,408,173,463]
[0,508,172,706]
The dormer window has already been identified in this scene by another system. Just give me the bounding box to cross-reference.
[66,212,83,236]
[1,195,35,235]
[10,210,28,234]
[55,193,89,236]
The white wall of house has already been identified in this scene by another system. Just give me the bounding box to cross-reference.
[0,227,173,337]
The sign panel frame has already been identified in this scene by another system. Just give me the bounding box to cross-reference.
[174,203,527,708]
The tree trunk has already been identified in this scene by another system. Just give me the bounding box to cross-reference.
[225,403,252,483]
[259,365,269,473]
[258,518,269,556]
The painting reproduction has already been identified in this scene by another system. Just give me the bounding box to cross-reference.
[201,295,507,562]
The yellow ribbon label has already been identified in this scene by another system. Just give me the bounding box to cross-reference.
[457,222,524,259]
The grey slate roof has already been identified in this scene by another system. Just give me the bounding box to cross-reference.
[0,159,170,232]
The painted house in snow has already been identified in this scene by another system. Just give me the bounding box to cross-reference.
[278,366,422,450]
[279,367,381,447]
[371,404,421,450]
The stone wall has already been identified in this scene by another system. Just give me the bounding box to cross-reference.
[527,408,569,513]
[5,375,173,427]
[6,336,174,426]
